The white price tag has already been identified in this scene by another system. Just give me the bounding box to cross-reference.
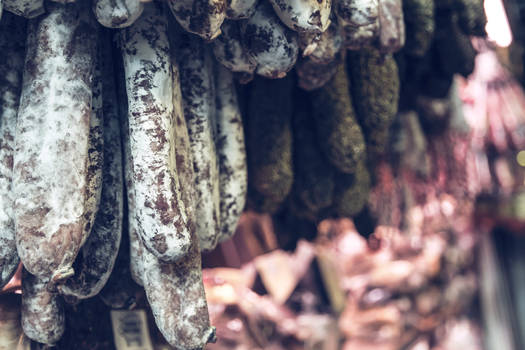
[110,310,154,350]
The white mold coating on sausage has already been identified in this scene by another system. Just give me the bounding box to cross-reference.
[21,270,65,345]
[119,2,191,262]
[306,18,343,65]
[212,20,257,75]
[268,0,331,33]
[167,0,226,41]
[141,239,215,349]
[226,0,257,19]
[93,0,144,29]
[3,0,44,18]
[175,33,221,252]
[59,34,124,300]
[0,13,25,289]
[241,2,299,79]
[13,2,97,282]
[214,64,247,242]
[81,43,104,248]
[336,0,379,50]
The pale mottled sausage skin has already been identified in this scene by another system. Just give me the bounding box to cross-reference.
[214,64,247,242]
[139,36,215,348]
[119,2,191,262]
[21,270,65,345]
[81,43,104,249]
[212,20,256,75]
[93,0,144,29]
[226,0,257,19]
[336,0,379,50]
[114,44,144,286]
[3,0,43,18]
[241,2,299,79]
[306,18,343,65]
[175,32,221,252]
[296,19,344,90]
[140,238,215,350]
[167,0,226,41]
[59,33,123,301]
[378,0,405,53]
[268,0,331,33]
[0,13,25,289]
[14,2,97,282]
[296,54,341,91]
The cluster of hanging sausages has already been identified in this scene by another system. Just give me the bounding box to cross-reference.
[0,0,486,348]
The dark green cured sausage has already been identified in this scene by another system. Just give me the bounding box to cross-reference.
[311,60,366,174]
[348,48,400,158]
[454,0,486,36]
[403,0,435,57]
[333,160,371,217]
[247,75,294,208]
[292,88,335,214]
[434,13,475,78]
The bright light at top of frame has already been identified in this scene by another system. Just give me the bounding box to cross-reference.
[485,0,513,47]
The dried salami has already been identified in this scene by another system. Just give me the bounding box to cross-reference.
[0,12,25,289]
[118,2,191,262]
[176,33,221,252]
[212,20,257,76]
[14,2,97,282]
[21,270,65,345]
[167,0,226,41]
[93,0,144,28]
[3,0,43,18]
[268,0,331,33]
[240,2,299,79]
[141,238,215,350]
[59,33,123,300]
[214,63,247,242]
